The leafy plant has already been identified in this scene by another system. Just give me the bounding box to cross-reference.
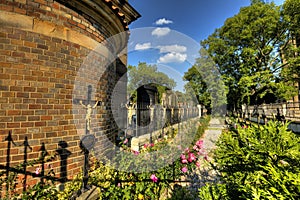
[199,120,300,199]
[14,182,58,200]
[57,173,83,200]
[0,117,210,200]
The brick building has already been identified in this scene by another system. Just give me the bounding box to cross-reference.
[0,0,140,193]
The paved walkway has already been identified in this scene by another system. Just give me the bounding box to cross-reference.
[202,118,224,152]
[187,118,224,198]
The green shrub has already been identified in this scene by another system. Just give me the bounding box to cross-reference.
[15,182,58,200]
[199,121,300,199]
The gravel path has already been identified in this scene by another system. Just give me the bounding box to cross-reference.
[202,118,224,152]
[185,118,224,198]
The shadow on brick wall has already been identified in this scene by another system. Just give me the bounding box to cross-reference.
[0,130,72,197]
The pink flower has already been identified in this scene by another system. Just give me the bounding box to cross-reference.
[133,150,139,155]
[35,167,40,175]
[150,174,158,183]
[181,159,188,164]
[150,143,154,147]
[196,140,204,148]
[143,143,149,148]
[180,154,186,160]
[187,152,196,162]
[185,147,190,153]
[181,166,188,173]
[123,138,128,144]
[197,149,206,156]
[195,162,201,167]
[117,183,121,187]
[193,145,198,150]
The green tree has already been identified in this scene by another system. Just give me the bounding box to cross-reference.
[184,66,210,108]
[201,1,296,111]
[282,0,300,95]
[127,62,176,102]
[184,48,227,115]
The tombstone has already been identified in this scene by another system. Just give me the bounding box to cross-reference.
[161,93,167,108]
[242,104,246,118]
[130,137,139,152]
[282,103,287,118]
[197,104,202,117]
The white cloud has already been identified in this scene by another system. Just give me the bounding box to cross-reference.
[134,42,151,51]
[155,18,173,25]
[151,27,171,37]
[157,52,187,63]
[158,45,187,54]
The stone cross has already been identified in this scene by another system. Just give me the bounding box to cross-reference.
[73,85,101,192]
[73,85,101,134]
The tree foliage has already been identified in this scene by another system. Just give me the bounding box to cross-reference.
[127,62,176,102]
[184,48,227,115]
[282,0,300,85]
[201,1,297,110]
[184,66,210,108]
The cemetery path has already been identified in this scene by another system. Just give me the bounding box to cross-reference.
[202,118,224,152]
[187,117,224,198]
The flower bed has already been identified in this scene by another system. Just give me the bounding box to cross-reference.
[60,116,211,200]
[5,116,210,200]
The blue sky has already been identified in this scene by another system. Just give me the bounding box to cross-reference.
[127,0,285,91]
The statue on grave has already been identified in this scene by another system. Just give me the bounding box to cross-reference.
[125,102,136,127]
[80,100,99,131]
[147,104,156,122]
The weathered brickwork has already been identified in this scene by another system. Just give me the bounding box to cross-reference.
[0,0,140,193]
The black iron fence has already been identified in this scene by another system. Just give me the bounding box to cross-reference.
[0,131,71,198]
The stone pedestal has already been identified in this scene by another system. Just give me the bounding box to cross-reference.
[197,105,202,117]
[131,137,139,152]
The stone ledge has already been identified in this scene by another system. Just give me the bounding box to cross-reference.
[76,186,99,200]
[0,10,100,51]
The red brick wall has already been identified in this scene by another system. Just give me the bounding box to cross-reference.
[0,0,126,193]
[0,0,108,42]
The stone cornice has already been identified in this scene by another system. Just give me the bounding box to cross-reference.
[55,0,140,54]
[0,10,100,50]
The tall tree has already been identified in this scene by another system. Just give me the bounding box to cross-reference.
[127,62,176,102]
[201,1,296,111]
[184,66,211,108]
[184,48,227,115]
[282,0,300,101]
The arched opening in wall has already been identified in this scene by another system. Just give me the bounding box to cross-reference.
[136,84,159,127]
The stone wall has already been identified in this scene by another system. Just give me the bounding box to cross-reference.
[0,0,139,193]
[244,102,300,122]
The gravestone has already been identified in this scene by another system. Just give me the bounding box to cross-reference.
[131,137,139,152]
